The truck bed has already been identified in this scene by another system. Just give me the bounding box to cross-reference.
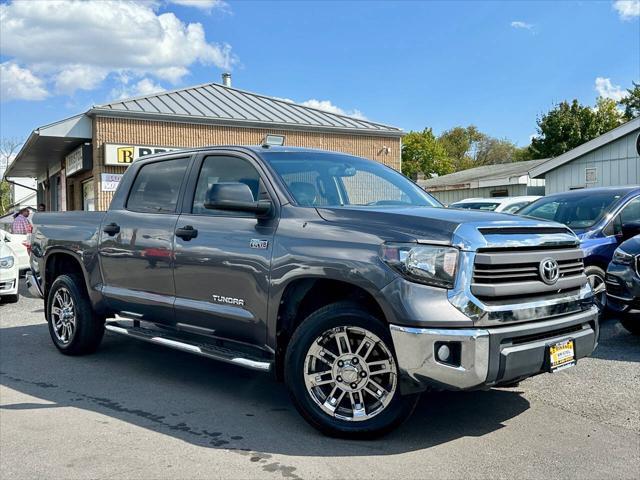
[32,211,105,254]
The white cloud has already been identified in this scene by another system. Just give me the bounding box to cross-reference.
[595,77,628,101]
[301,99,367,120]
[0,62,49,102]
[169,0,227,12]
[510,20,534,30]
[0,0,235,96]
[54,65,109,95]
[111,78,166,100]
[613,0,640,20]
[278,98,367,120]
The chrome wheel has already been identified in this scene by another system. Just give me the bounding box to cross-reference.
[51,287,76,345]
[588,273,606,311]
[303,326,397,422]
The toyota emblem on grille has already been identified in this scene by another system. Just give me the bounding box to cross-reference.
[539,258,560,285]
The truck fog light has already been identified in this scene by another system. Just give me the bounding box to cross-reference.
[435,341,462,367]
[437,344,451,362]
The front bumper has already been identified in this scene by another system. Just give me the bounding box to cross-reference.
[390,306,599,393]
[606,263,640,310]
[0,278,18,296]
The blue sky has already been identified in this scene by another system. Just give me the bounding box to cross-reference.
[1,0,639,147]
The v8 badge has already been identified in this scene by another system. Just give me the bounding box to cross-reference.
[250,239,269,249]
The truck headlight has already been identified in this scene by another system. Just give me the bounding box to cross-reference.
[612,248,634,265]
[0,256,15,269]
[381,243,458,288]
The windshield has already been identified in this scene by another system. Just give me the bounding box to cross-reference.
[518,191,624,229]
[263,152,441,208]
[451,202,500,211]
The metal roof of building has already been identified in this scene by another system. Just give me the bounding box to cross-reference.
[419,158,548,190]
[529,117,640,178]
[90,82,403,137]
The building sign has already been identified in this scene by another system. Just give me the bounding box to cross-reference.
[66,144,93,177]
[585,167,597,184]
[104,143,180,166]
[101,173,123,192]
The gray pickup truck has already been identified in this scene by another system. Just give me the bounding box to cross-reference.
[27,146,598,437]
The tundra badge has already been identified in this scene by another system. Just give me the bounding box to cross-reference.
[212,294,245,307]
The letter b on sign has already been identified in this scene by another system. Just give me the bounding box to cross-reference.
[117,147,134,164]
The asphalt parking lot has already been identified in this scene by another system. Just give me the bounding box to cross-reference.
[1,280,639,480]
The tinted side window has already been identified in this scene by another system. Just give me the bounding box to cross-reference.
[127,158,189,213]
[605,196,640,236]
[525,201,559,221]
[620,197,640,224]
[192,156,261,215]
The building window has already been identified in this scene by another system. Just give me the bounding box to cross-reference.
[83,179,95,211]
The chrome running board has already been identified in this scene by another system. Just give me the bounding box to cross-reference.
[105,321,272,372]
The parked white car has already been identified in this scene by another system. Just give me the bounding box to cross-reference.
[0,239,19,303]
[449,196,541,214]
[0,230,29,273]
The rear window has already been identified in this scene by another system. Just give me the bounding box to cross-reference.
[127,158,190,213]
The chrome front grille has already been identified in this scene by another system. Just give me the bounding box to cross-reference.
[473,258,584,284]
[471,248,586,299]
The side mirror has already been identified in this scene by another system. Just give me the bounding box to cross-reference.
[204,182,272,216]
[621,221,640,241]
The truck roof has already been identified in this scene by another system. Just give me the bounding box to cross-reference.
[133,145,351,163]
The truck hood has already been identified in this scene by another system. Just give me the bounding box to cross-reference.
[316,206,573,249]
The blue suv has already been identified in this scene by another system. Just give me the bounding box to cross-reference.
[518,186,640,311]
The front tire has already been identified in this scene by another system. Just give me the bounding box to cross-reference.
[46,274,104,355]
[586,266,607,313]
[284,301,418,438]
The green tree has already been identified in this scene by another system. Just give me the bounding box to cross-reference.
[528,98,623,159]
[438,126,484,170]
[401,128,452,179]
[0,181,10,216]
[475,137,521,165]
[594,97,624,132]
[513,146,534,162]
[619,81,640,121]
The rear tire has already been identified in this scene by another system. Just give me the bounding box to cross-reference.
[46,274,104,355]
[284,301,419,438]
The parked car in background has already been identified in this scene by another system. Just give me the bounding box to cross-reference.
[518,186,640,311]
[0,230,30,274]
[0,239,19,303]
[449,196,541,214]
[606,234,640,334]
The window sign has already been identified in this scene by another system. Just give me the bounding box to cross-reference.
[101,173,123,192]
[585,167,597,184]
[104,143,181,167]
[65,144,93,176]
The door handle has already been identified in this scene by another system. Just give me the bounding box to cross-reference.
[103,222,120,236]
[175,225,198,241]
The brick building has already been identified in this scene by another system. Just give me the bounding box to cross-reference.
[5,76,403,211]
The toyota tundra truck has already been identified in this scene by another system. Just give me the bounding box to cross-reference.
[27,146,598,438]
